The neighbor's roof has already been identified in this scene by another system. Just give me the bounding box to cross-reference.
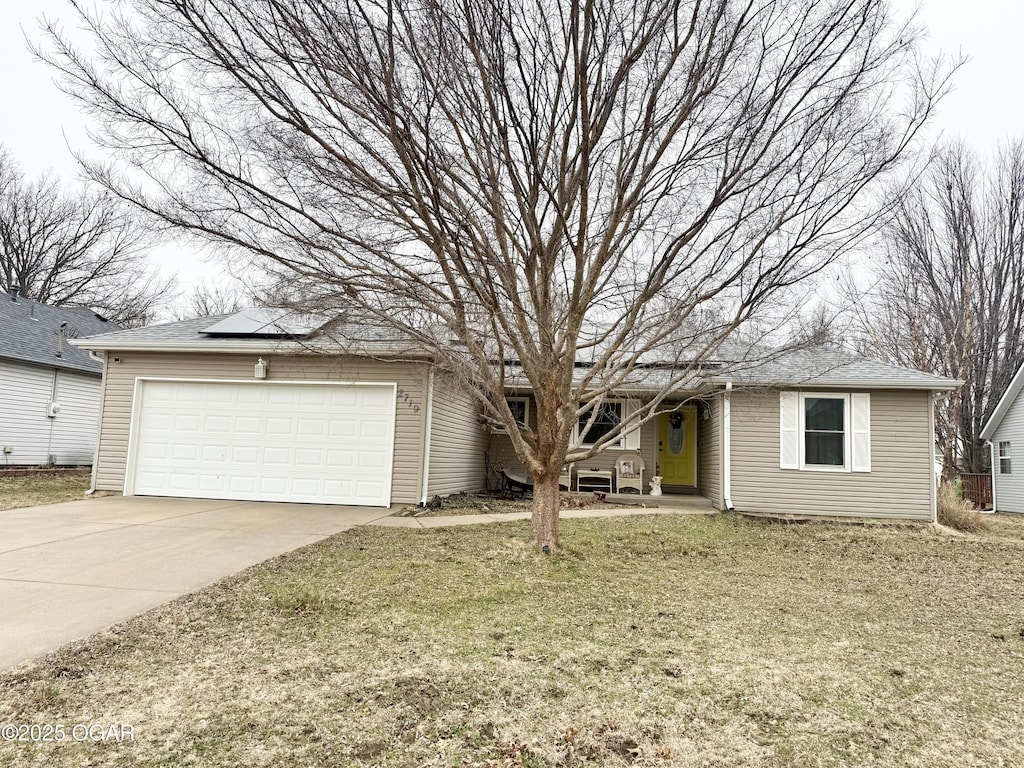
[70,310,431,358]
[980,361,1024,440]
[0,294,121,375]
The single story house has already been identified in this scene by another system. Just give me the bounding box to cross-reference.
[0,287,120,466]
[71,309,959,520]
[980,361,1024,513]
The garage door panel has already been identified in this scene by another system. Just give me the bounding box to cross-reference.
[204,415,232,433]
[232,445,260,463]
[265,418,294,436]
[263,446,292,465]
[297,418,325,437]
[131,381,396,506]
[228,476,258,493]
[294,448,324,467]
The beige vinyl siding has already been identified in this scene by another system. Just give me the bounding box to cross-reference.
[94,352,428,504]
[425,372,488,498]
[698,396,723,509]
[487,395,657,493]
[730,388,933,520]
[990,388,1024,513]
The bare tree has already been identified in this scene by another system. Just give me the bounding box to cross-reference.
[0,145,172,327]
[43,0,950,548]
[852,142,1024,475]
[172,281,250,320]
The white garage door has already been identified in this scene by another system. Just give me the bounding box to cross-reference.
[128,380,396,506]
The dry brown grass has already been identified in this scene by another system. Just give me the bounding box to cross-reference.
[936,482,991,533]
[0,473,90,511]
[2,514,1024,767]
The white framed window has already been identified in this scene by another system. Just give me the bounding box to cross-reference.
[576,398,640,450]
[802,394,848,470]
[494,397,529,433]
[780,391,870,473]
[999,441,1012,474]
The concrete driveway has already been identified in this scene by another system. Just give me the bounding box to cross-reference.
[0,495,392,671]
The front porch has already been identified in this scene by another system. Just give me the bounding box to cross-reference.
[488,396,721,507]
[582,492,716,514]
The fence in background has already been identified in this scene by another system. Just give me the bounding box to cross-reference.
[959,473,993,509]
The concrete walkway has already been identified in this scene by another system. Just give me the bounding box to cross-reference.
[371,496,715,528]
[0,496,392,670]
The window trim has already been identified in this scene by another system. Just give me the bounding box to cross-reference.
[799,392,851,473]
[494,396,530,434]
[999,440,1012,475]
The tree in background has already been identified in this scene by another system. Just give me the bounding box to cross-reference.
[852,142,1024,475]
[0,146,172,327]
[44,0,949,549]
[172,282,251,321]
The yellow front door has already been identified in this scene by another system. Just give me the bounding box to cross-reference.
[657,406,697,487]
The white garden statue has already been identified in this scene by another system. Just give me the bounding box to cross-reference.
[649,476,663,496]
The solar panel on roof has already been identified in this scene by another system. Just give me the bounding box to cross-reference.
[201,308,327,337]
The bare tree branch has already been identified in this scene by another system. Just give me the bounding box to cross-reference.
[41,0,952,547]
[851,141,1024,475]
[0,144,173,327]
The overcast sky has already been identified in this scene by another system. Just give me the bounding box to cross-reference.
[1,0,1021,300]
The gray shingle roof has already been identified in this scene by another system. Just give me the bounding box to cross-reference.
[0,295,121,375]
[72,309,959,392]
[71,311,428,356]
[718,346,961,390]
[505,346,960,392]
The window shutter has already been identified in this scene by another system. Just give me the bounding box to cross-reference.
[851,393,871,472]
[622,398,641,450]
[779,391,799,469]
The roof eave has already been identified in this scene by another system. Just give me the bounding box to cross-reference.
[67,338,435,359]
[980,362,1024,440]
[0,352,103,377]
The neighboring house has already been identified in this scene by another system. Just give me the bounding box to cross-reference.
[0,288,121,466]
[980,361,1024,513]
[71,309,959,520]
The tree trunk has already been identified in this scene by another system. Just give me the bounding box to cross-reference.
[531,472,561,552]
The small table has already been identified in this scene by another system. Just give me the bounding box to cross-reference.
[576,469,613,493]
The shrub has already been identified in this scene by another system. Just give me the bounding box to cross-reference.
[937,482,990,533]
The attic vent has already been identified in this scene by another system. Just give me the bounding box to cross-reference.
[9,284,20,301]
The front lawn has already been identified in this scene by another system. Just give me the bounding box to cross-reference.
[0,473,90,511]
[2,514,1023,767]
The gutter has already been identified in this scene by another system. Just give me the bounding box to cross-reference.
[723,381,734,511]
[419,368,435,506]
[67,339,435,360]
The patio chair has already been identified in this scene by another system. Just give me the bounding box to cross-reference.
[501,469,534,499]
[615,454,646,494]
[558,463,573,490]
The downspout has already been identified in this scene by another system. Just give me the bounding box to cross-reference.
[929,392,939,524]
[988,439,998,514]
[419,368,435,506]
[86,351,108,495]
[723,381,734,511]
